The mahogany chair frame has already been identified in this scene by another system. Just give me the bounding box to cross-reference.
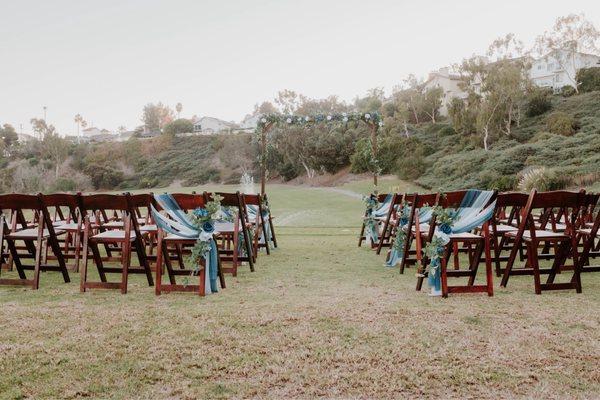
[0,194,70,289]
[500,189,586,294]
[212,191,255,271]
[358,193,389,247]
[40,193,82,271]
[243,194,270,256]
[376,193,403,255]
[263,193,278,248]
[79,194,154,294]
[393,192,440,274]
[415,191,497,297]
[575,195,600,275]
[154,193,226,295]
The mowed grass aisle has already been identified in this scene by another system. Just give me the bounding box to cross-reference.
[1,179,599,399]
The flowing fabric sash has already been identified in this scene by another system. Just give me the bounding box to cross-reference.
[151,194,219,293]
[385,207,433,267]
[427,190,495,291]
[247,204,272,244]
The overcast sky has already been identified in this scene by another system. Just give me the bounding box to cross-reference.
[1,0,599,135]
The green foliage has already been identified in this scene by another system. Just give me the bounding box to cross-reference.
[0,123,18,147]
[576,67,600,93]
[350,137,379,174]
[545,112,578,136]
[50,177,77,192]
[560,85,576,97]
[518,167,570,192]
[163,118,194,136]
[84,163,124,189]
[526,88,553,117]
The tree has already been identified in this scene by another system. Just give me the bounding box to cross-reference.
[74,114,86,140]
[117,125,127,134]
[30,118,56,139]
[535,14,600,93]
[42,133,70,178]
[142,102,174,132]
[176,102,183,118]
[421,87,443,123]
[0,123,18,147]
[163,118,194,136]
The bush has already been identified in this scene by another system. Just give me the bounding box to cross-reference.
[560,85,576,97]
[518,167,570,192]
[84,164,124,189]
[526,88,553,117]
[576,67,600,93]
[50,178,77,192]
[396,154,427,180]
[478,171,517,191]
[545,112,578,136]
[163,119,194,136]
[279,162,300,181]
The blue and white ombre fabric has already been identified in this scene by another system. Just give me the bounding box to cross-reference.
[385,207,433,267]
[427,190,496,296]
[152,193,220,294]
[247,204,272,244]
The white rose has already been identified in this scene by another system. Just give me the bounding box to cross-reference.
[261,117,267,123]
[365,113,371,119]
[305,116,310,121]
[343,116,348,122]
[326,115,332,121]
[199,231,212,242]
[286,118,292,123]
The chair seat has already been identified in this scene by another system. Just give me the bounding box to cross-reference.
[409,223,430,233]
[7,228,64,239]
[215,221,235,234]
[505,230,568,240]
[139,224,157,232]
[495,224,518,233]
[578,228,598,237]
[52,220,67,226]
[164,233,195,242]
[91,230,137,241]
[103,221,124,228]
[448,232,482,240]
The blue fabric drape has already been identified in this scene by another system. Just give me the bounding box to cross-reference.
[151,195,220,293]
[247,205,272,244]
[427,190,495,291]
[385,207,434,267]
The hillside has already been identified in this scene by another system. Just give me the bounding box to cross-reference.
[414,91,600,191]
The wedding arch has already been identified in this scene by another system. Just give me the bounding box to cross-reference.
[255,112,383,195]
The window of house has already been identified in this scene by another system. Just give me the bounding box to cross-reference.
[555,74,561,82]
[537,64,542,70]
[547,63,554,70]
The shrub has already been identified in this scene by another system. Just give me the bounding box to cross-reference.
[50,178,77,192]
[545,112,578,136]
[478,171,517,191]
[84,163,124,189]
[279,162,300,181]
[560,85,576,97]
[517,167,570,192]
[395,145,427,180]
[163,119,194,136]
[576,67,600,93]
[526,88,552,117]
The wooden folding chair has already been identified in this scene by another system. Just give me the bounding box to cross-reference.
[574,194,599,276]
[358,193,389,247]
[263,193,278,248]
[244,194,270,256]
[40,193,82,271]
[500,189,586,294]
[389,192,439,274]
[376,193,403,255]
[212,191,255,271]
[488,192,529,277]
[0,194,70,289]
[417,190,497,297]
[154,193,226,296]
[79,194,153,294]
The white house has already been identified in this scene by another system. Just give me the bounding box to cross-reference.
[423,67,468,116]
[529,49,600,91]
[192,117,237,135]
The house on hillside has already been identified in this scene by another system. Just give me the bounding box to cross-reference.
[237,114,259,132]
[80,127,117,142]
[529,49,600,91]
[423,67,468,116]
[192,117,238,135]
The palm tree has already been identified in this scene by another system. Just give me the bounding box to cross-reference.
[176,102,183,119]
[74,114,87,142]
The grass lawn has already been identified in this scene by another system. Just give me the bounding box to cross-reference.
[1,180,599,399]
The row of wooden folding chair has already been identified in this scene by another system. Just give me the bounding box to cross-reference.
[358,193,389,247]
[0,193,71,289]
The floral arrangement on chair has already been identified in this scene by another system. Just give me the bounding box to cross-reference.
[187,195,223,275]
[391,200,411,254]
[419,206,458,293]
[362,195,380,242]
